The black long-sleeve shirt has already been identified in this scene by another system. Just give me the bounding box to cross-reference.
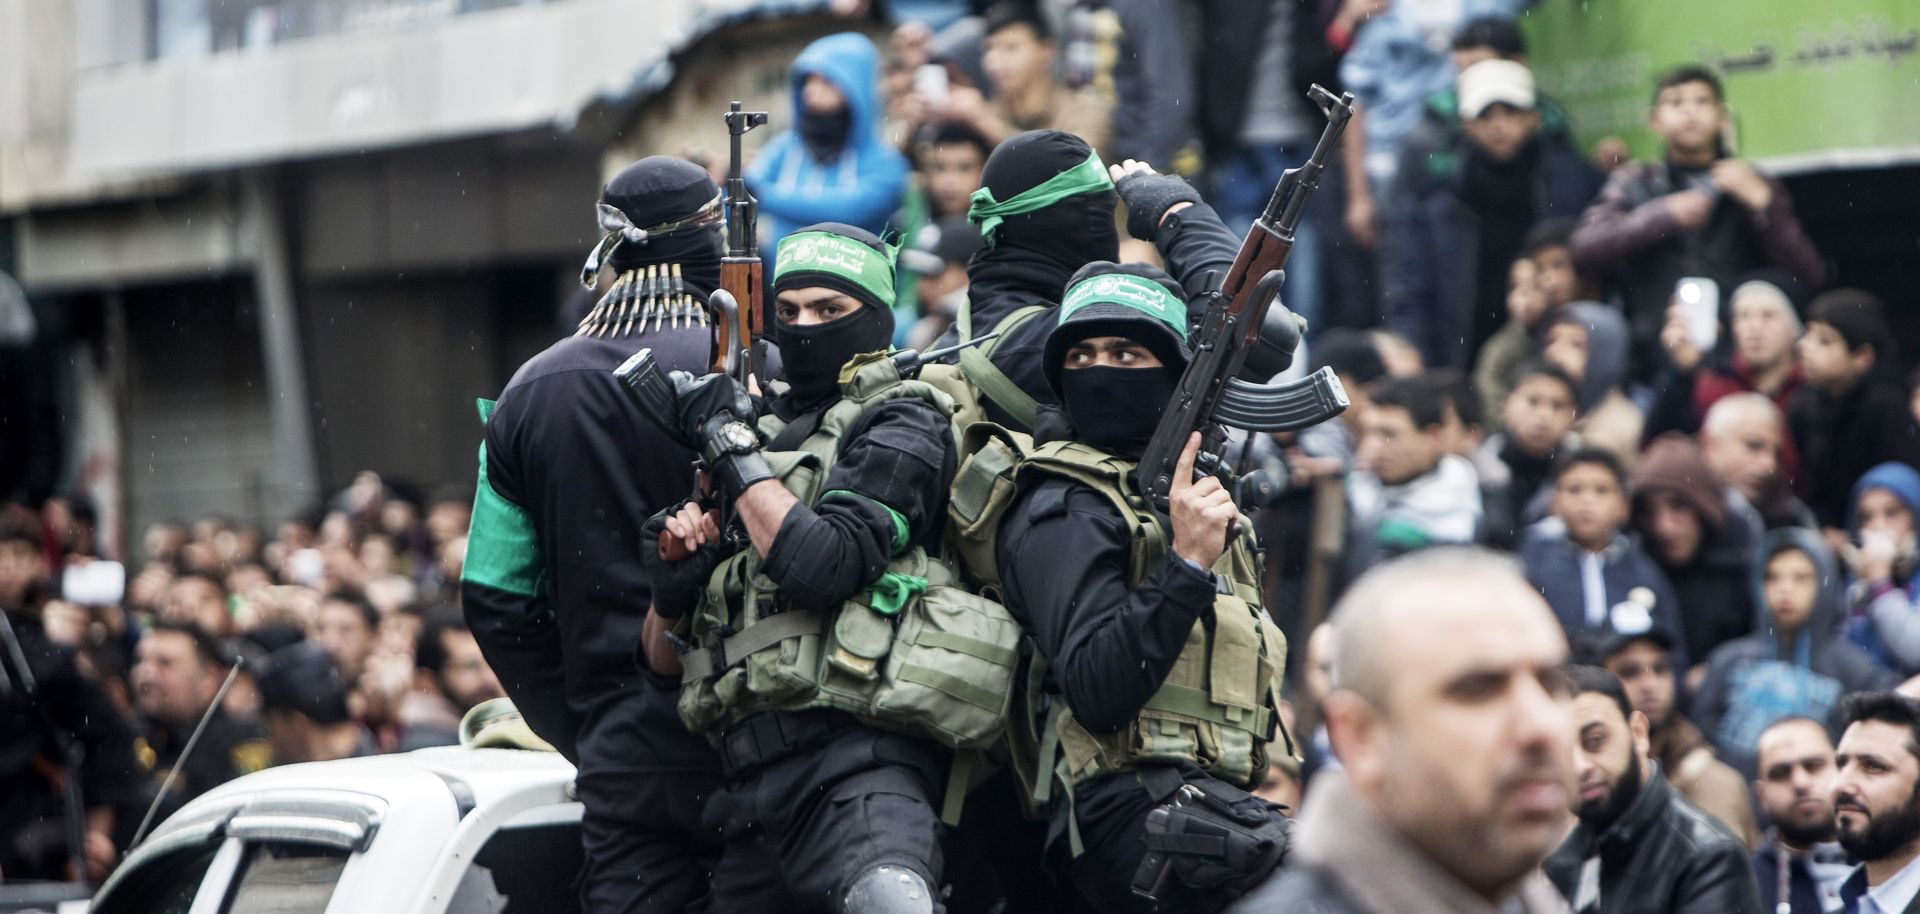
[760,398,957,610]
[463,327,714,772]
[997,476,1216,734]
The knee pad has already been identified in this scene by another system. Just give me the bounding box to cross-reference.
[842,864,936,914]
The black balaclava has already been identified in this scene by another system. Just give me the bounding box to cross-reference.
[599,156,725,296]
[798,107,851,161]
[771,222,898,408]
[969,130,1120,299]
[1047,262,1191,458]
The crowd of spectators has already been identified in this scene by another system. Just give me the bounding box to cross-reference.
[0,474,500,882]
[7,0,1920,900]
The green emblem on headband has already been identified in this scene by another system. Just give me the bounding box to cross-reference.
[966,150,1114,244]
[1060,273,1189,340]
[774,231,898,306]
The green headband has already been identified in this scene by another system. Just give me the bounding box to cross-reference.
[966,150,1113,244]
[774,231,898,305]
[1060,273,1189,340]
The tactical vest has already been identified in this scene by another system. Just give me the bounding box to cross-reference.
[675,353,1022,752]
[949,434,1295,821]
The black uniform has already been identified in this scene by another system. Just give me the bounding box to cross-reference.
[136,711,270,818]
[467,326,788,913]
[0,615,143,881]
[699,390,960,912]
[999,463,1281,914]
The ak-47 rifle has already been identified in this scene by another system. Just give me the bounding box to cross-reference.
[710,100,769,386]
[616,335,1002,562]
[1135,85,1356,513]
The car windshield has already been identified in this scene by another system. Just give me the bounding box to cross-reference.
[447,823,583,914]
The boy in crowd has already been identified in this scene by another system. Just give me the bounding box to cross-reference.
[1541,302,1644,470]
[1521,448,1688,670]
[1841,463,1920,676]
[1571,65,1824,381]
[1476,218,1596,428]
[1693,530,1896,777]
[1479,360,1581,547]
[1348,375,1485,570]
[1788,289,1920,532]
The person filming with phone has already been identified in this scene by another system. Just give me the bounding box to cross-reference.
[1569,65,1824,384]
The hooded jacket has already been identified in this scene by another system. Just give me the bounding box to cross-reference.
[1520,520,1690,673]
[1544,302,1644,469]
[1845,462,1920,674]
[746,33,908,254]
[1632,434,1760,662]
[1692,528,1897,777]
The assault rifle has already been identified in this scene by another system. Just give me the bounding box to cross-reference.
[710,100,769,387]
[1135,85,1356,512]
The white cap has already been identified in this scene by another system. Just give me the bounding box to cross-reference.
[1458,59,1536,119]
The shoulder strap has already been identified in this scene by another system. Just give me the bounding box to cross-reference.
[956,301,1049,430]
[1019,443,1167,588]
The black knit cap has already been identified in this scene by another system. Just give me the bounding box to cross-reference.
[975,130,1118,272]
[599,156,724,292]
[1042,261,1191,395]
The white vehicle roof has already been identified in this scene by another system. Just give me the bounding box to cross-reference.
[98,747,579,914]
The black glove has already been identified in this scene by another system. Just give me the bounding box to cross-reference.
[671,371,755,442]
[640,500,730,619]
[1116,172,1203,242]
[670,372,775,498]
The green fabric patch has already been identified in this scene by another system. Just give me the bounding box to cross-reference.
[774,231,898,306]
[1059,273,1190,340]
[462,397,542,598]
[966,150,1113,244]
[1374,516,1435,554]
[824,488,910,554]
[867,571,929,616]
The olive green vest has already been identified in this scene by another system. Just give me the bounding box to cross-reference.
[997,440,1295,810]
[675,353,1021,752]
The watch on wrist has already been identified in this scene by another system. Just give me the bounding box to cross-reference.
[703,419,760,463]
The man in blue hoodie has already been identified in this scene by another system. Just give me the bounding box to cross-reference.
[1693,530,1898,778]
[749,33,910,256]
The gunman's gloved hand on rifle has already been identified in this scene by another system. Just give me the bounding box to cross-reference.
[640,500,731,619]
[1111,159,1203,243]
[668,370,775,500]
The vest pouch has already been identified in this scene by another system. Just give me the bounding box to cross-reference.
[675,608,728,734]
[738,578,825,711]
[828,600,896,683]
[867,553,1022,748]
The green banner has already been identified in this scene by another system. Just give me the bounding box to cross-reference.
[1524,0,1920,172]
